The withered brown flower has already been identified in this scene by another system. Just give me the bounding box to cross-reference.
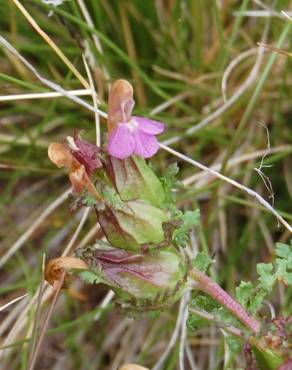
[48,136,101,199]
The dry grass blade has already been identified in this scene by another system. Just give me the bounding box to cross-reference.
[28,255,46,367]
[28,271,65,370]
[82,55,101,146]
[162,40,267,145]
[0,36,107,118]
[0,189,71,269]
[0,89,91,102]
[0,294,29,313]
[183,145,292,186]
[221,48,259,102]
[160,143,292,233]
[0,207,90,363]
[152,295,188,370]
[76,0,110,83]
[12,0,91,91]
[282,10,292,20]
[257,42,292,57]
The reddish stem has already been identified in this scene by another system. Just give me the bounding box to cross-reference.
[190,267,261,334]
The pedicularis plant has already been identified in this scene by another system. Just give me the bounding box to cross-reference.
[46,80,291,369]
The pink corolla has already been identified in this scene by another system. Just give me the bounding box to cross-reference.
[107,80,165,160]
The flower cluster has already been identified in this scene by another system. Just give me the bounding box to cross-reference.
[46,79,188,312]
[45,79,291,368]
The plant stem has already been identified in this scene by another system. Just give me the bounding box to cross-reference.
[190,267,261,334]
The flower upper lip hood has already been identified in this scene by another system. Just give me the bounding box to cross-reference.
[108,79,135,132]
[107,79,165,160]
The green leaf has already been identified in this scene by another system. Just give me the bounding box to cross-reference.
[187,313,209,331]
[160,163,182,207]
[276,259,292,285]
[225,335,243,353]
[173,209,200,247]
[235,241,292,315]
[192,251,212,272]
[236,281,254,307]
[236,281,269,314]
[257,263,276,291]
[190,294,220,312]
[182,210,200,227]
[275,241,292,285]
[275,241,292,259]
[189,294,244,333]
[249,289,268,314]
[83,192,98,207]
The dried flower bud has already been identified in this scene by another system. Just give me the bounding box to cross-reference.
[69,165,101,199]
[95,200,168,252]
[48,139,101,199]
[45,257,88,288]
[76,241,188,312]
[48,142,75,169]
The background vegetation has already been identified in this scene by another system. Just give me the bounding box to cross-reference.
[0,1,291,369]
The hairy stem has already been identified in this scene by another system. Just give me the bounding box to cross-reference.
[190,267,261,334]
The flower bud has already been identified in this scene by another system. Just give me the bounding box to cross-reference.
[105,155,165,207]
[95,200,168,252]
[75,241,188,312]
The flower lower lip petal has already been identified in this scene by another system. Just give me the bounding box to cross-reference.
[108,123,136,159]
[133,130,159,158]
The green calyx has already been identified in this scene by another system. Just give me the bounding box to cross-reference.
[251,342,284,370]
[96,196,168,252]
[76,241,189,313]
[106,155,166,207]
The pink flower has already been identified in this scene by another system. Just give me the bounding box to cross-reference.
[108,116,164,159]
[107,80,165,160]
